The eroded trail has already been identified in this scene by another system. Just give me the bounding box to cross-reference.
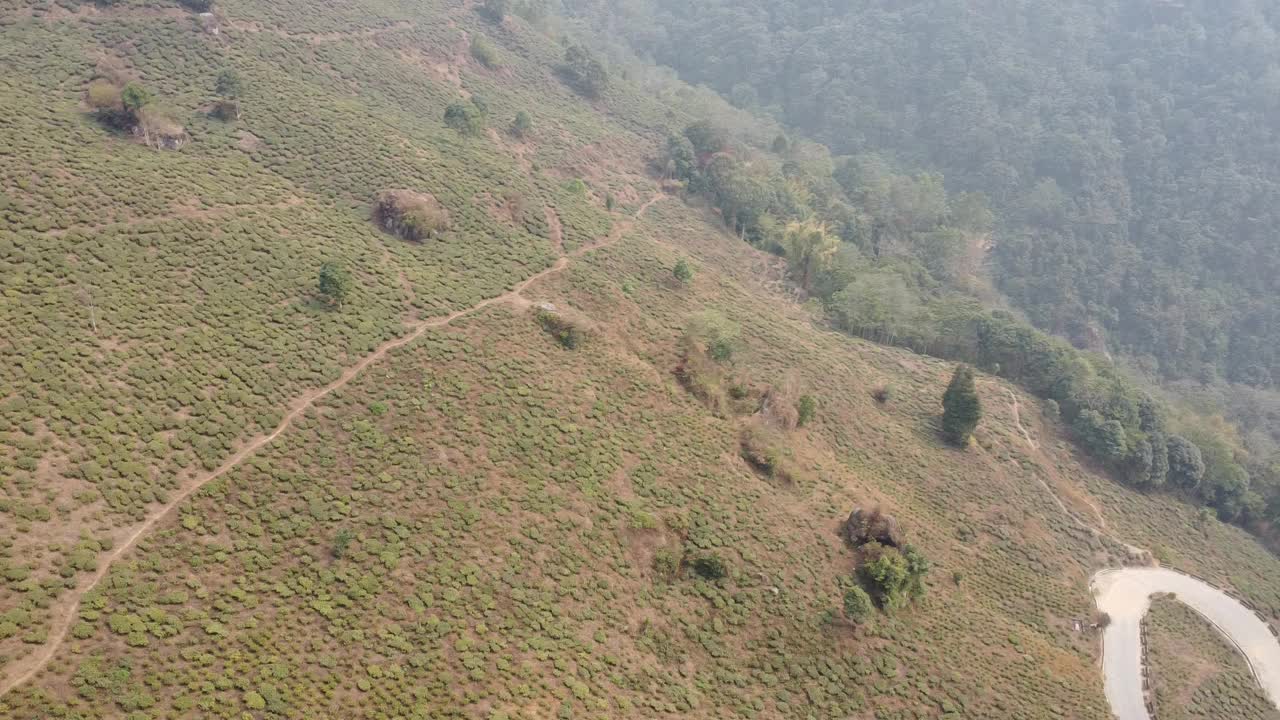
[0,194,664,699]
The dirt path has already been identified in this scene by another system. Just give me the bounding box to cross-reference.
[0,194,665,700]
[989,383,1138,555]
[544,206,564,254]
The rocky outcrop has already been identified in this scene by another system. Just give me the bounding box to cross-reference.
[846,507,903,548]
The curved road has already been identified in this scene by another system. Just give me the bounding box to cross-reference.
[1092,567,1280,720]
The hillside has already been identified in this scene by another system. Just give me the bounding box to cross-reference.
[568,0,1280,387]
[1147,596,1280,720]
[3,1,1280,719]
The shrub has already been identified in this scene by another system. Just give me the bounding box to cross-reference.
[210,100,240,121]
[536,310,586,349]
[86,80,122,113]
[797,395,817,427]
[373,190,451,241]
[318,262,352,307]
[179,0,212,11]
[444,101,486,136]
[843,586,874,625]
[510,110,533,137]
[652,549,679,579]
[332,529,354,558]
[470,35,501,68]
[560,45,609,98]
[673,258,693,284]
[690,554,727,581]
[872,385,893,404]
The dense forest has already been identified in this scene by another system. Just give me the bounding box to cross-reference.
[568,0,1280,388]
[563,0,1280,443]
[554,0,1280,531]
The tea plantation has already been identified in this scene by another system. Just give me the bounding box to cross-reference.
[3,0,1280,718]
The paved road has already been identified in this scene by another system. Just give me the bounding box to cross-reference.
[1092,567,1280,720]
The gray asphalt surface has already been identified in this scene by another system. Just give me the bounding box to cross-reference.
[1092,567,1280,720]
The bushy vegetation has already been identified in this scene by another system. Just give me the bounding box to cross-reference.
[535,309,586,349]
[373,190,451,242]
[660,112,1270,530]
[559,44,609,98]
[317,262,352,307]
[509,110,533,137]
[469,34,501,69]
[672,257,692,284]
[571,0,1280,397]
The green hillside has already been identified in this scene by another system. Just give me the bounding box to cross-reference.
[1147,596,1280,720]
[3,1,1280,719]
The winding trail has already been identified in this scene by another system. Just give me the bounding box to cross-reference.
[0,194,664,700]
[993,384,1280,719]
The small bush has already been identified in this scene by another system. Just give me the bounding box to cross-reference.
[673,258,693,284]
[470,35,501,68]
[686,310,739,362]
[797,395,817,426]
[843,586,874,625]
[739,422,802,485]
[690,554,727,581]
[510,111,533,137]
[444,101,486,136]
[872,385,893,404]
[652,549,679,579]
[675,335,727,413]
[536,310,586,349]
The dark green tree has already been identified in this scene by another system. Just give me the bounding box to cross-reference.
[684,120,728,156]
[332,529,354,558]
[672,258,693,285]
[479,0,508,21]
[318,262,352,307]
[797,395,817,427]
[560,45,608,98]
[1167,435,1206,489]
[510,110,533,137]
[941,365,981,446]
[215,69,242,98]
[691,554,727,581]
[120,83,153,114]
[842,586,874,625]
[663,133,697,181]
[444,102,486,136]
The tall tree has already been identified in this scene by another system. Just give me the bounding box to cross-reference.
[942,365,981,446]
[782,220,837,292]
[318,262,352,307]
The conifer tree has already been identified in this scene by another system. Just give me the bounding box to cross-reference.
[942,364,981,446]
